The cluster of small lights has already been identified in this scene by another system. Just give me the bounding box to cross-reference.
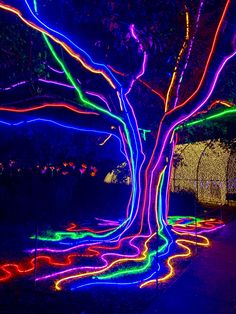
[0,160,98,177]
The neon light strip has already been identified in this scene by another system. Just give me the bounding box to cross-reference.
[99,135,112,146]
[0,118,125,160]
[108,65,165,103]
[177,0,231,109]
[0,2,117,89]
[176,106,236,130]
[33,0,38,14]
[0,217,223,285]
[47,65,64,74]
[0,102,98,115]
[146,50,236,225]
[174,0,204,108]
[0,0,230,291]
[140,231,210,287]
[71,271,156,290]
[23,0,121,89]
[42,29,140,233]
[0,1,145,243]
[165,7,190,111]
[42,34,122,121]
[0,78,115,115]
[0,117,109,134]
[54,232,156,290]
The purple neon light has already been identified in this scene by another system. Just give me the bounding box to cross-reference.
[146,50,236,225]
[47,64,64,74]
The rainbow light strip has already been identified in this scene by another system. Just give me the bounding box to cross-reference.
[0,0,234,290]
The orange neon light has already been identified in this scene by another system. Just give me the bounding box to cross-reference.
[191,99,234,117]
[0,3,116,89]
[0,103,99,115]
[140,231,209,288]
[165,8,189,111]
[175,0,230,110]
[99,134,112,146]
[55,232,156,290]
[108,65,165,103]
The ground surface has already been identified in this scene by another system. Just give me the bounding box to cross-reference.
[0,218,235,314]
[144,218,236,314]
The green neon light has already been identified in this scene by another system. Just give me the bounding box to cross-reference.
[157,169,169,251]
[97,250,157,280]
[97,170,170,281]
[30,221,128,241]
[42,33,138,230]
[97,239,168,281]
[32,216,204,243]
[43,34,123,124]
[175,106,236,131]
[139,128,151,141]
[97,237,168,280]
[168,216,204,225]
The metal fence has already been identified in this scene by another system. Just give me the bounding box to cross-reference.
[171,140,236,206]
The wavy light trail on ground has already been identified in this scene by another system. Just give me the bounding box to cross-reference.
[0,217,223,289]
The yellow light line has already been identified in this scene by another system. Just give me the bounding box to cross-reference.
[165,8,189,112]
[140,231,209,288]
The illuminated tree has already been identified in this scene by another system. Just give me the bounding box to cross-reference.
[0,0,235,289]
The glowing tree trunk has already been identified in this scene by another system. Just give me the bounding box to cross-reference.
[0,0,235,234]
